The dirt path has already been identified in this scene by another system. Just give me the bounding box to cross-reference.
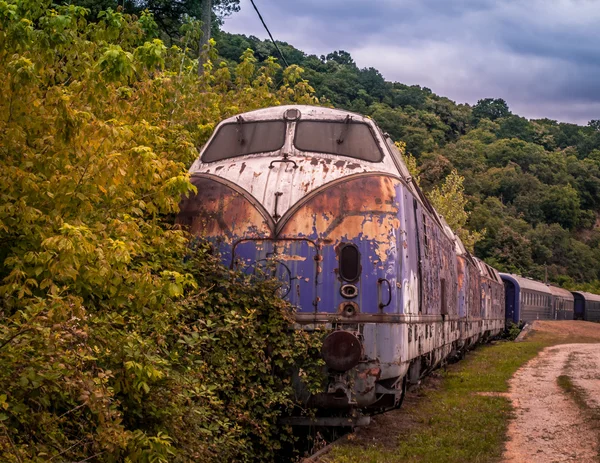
[503,343,600,463]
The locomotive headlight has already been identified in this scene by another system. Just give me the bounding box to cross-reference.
[321,330,362,372]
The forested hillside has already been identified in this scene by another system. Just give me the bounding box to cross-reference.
[215,31,600,290]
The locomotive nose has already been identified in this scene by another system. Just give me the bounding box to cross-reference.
[321,331,362,372]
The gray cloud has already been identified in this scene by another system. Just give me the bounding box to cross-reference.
[223,0,600,124]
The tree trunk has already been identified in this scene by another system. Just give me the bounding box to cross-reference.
[198,0,212,75]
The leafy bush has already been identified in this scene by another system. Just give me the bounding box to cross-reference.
[504,322,523,341]
[0,2,321,461]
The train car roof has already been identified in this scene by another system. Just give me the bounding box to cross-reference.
[571,291,600,302]
[473,257,502,283]
[499,273,553,295]
[547,285,574,300]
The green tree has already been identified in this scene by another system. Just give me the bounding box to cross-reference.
[63,0,240,39]
[428,170,484,251]
[472,98,511,122]
[541,184,581,230]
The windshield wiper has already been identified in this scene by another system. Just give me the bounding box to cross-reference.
[236,115,246,145]
[336,115,352,144]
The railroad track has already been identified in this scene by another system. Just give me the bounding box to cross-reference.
[301,433,350,463]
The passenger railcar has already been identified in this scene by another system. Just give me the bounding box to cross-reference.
[177,105,505,423]
[500,273,553,323]
[548,285,574,320]
[572,291,600,322]
[474,258,504,325]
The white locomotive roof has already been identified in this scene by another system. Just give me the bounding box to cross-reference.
[189,104,459,243]
[215,105,367,123]
[500,273,553,295]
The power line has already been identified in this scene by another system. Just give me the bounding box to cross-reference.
[249,0,290,68]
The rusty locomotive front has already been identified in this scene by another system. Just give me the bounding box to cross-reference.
[177,105,506,424]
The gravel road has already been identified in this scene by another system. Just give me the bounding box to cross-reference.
[503,341,600,463]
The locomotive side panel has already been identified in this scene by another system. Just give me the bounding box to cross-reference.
[417,207,459,318]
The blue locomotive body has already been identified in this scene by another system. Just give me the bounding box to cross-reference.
[177,105,505,419]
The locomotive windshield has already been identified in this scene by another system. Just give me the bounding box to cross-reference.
[294,120,384,162]
[201,120,286,162]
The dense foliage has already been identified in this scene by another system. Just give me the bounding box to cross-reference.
[61,0,240,39]
[0,3,322,461]
[215,32,600,290]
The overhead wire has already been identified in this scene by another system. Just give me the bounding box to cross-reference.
[248,0,290,68]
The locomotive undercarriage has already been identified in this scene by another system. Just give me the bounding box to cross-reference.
[287,317,504,426]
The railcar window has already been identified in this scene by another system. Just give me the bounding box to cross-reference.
[201,120,286,162]
[294,120,384,162]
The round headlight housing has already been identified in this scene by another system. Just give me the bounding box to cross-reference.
[321,331,362,372]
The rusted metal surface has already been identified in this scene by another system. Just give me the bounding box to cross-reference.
[321,331,362,372]
[188,106,411,228]
[177,174,272,240]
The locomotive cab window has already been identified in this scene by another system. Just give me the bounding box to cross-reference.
[338,243,361,282]
[201,120,286,162]
[294,120,384,162]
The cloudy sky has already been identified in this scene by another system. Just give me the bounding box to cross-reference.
[222,0,600,125]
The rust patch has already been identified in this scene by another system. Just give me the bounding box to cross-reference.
[176,176,271,242]
[357,367,381,380]
[279,175,400,263]
[276,254,307,261]
[337,301,360,316]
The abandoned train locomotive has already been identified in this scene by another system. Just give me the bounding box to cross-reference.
[176,105,506,422]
